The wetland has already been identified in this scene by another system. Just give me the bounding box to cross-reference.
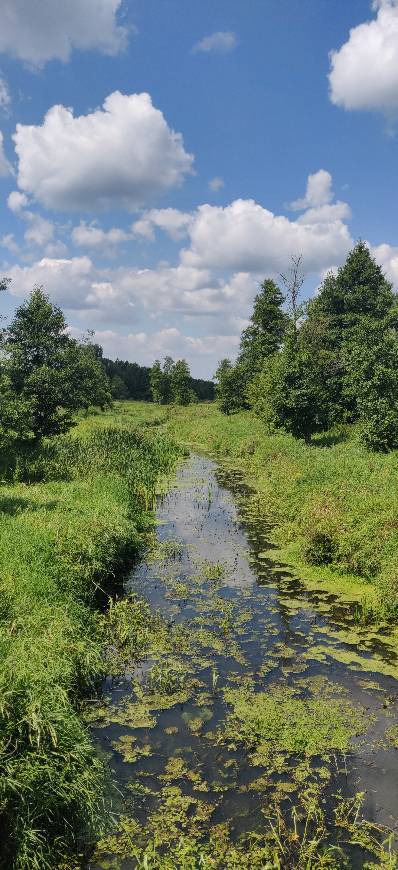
[89,453,398,869]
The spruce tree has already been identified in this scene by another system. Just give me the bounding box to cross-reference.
[238,279,288,375]
[304,242,395,423]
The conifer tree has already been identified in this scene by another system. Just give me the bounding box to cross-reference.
[238,279,288,375]
[303,242,395,423]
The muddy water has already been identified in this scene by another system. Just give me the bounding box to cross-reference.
[90,454,398,867]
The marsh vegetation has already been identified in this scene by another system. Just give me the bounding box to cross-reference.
[89,450,398,870]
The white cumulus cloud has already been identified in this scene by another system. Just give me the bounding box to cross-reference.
[329,0,398,113]
[8,191,28,212]
[7,256,96,308]
[72,221,131,248]
[13,91,194,211]
[0,0,129,66]
[132,208,193,241]
[289,169,333,210]
[182,196,352,275]
[193,31,237,54]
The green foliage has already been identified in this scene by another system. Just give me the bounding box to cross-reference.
[216,279,287,418]
[240,243,398,449]
[105,356,214,403]
[214,358,247,414]
[163,402,398,607]
[344,321,398,451]
[110,373,130,399]
[260,333,331,441]
[0,418,181,868]
[150,359,167,404]
[150,357,196,406]
[311,241,394,331]
[170,358,192,405]
[1,288,111,445]
[103,356,152,401]
[302,242,397,431]
[238,278,288,375]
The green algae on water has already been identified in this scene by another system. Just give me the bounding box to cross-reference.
[218,682,368,766]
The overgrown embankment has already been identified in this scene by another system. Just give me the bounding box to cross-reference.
[0,421,180,869]
[162,402,398,618]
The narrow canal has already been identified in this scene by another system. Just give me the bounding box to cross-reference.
[90,454,398,868]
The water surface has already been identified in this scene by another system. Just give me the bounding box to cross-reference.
[90,454,398,866]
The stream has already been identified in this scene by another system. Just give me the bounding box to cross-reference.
[90,454,398,868]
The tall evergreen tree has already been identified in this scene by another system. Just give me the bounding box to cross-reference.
[238,279,288,375]
[303,242,395,422]
[311,242,394,332]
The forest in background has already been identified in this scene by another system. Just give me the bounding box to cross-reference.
[103,355,214,403]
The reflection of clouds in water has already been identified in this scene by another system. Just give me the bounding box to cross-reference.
[153,455,258,591]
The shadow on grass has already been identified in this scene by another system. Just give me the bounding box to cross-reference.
[311,429,351,448]
[0,496,59,515]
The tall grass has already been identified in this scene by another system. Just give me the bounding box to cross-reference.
[0,421,181,868]
[162,402,398,617]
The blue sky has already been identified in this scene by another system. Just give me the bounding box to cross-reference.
[1,0,398,376]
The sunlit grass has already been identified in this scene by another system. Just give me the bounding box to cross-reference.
[0,410,181,868]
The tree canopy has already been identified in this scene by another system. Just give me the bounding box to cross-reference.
[0,287,111,446]
[216,243,398,451]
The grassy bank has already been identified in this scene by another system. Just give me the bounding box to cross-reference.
[0,420,181,869]
[108,401,398,620]
[166,403,398,617]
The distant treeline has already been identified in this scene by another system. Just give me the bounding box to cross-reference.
[102,356,215,402]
